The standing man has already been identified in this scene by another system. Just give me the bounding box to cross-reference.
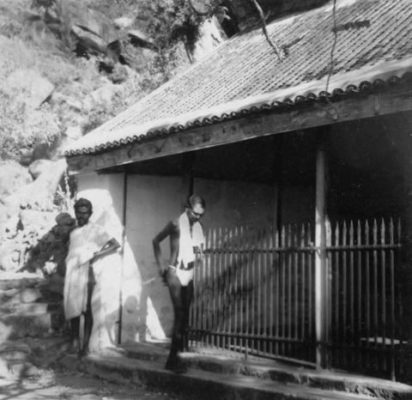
[153,194,206,373]
[64,198,120,356]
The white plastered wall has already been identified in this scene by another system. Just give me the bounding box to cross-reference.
[76,172,141,350]
[125,174,188,340]
[125,174,275,340]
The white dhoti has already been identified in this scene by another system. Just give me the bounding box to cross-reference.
[64,223,111,320]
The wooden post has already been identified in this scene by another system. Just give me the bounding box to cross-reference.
[315,134,328,369]
[182,152,196,197]
[118,172,128,344]
[272,135,283,240]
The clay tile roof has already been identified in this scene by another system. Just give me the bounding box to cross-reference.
[65,0,412,157]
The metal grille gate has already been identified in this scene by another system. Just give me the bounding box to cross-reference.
[189,218,404,379]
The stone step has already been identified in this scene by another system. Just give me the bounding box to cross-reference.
[61,353,377,400]
[0,287,43,305]
[0,301,62,315]
[0,337,68,380]
[107,343,412,400]
[0,274,44,291]
[0,312,65,339]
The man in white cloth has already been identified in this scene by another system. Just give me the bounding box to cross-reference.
[64,198,120,356]
[153,194,205,373]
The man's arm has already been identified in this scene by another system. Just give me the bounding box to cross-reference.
[152,221,176,275]
[91,238,120,263]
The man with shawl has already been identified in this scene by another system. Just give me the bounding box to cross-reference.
[64,198,120,356]
[153,194,206,373]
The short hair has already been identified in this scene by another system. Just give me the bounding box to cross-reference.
[187,194,205,210]
[74,198,93,212]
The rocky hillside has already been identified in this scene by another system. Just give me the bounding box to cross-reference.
[0,0,228,277]
[0,0,329,277]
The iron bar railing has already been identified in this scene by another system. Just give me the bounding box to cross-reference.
[189,218,404,379]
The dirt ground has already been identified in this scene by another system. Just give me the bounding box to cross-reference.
[0,336,180,400]
[0,368,179,400]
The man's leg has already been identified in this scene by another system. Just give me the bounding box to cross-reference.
[165,268,186,371]
[181,280,194,352]
[69,317,80,352]
[81,267,95,356]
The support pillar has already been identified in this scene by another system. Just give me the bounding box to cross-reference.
[315,133,329,369]
[182,152,196,198]
[118,172,128,344]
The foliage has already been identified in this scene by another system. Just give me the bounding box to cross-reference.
[0,92,60,159]
[137,0,219,73]
[0,0,228,162]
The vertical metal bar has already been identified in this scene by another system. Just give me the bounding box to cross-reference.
[274,227,280,355]
[389,218,396,380]
[281,225,286,356]
[287,224,292,355]
[234,226,240,352]
[220,227,226,349]
[239,225,245,356]
[225,226,230,350]
[334,222,340,363]
[381,219,387,372]
[227,226,234,351]
[221,226,226,349]
[257,228,263,353]
[210,227,217,347]
[268,227,274,354]
[294,225,299,353]
[357,220,362,368]
[201,229,208,348]
[217,227,223,349]
[252,227,258,353]
[301,224,306,343]
[307,222,314,358]
[349,221,355,365]
[326,218,332,368]
[201,228,209,347]
[342,221,347,365]
[365,221,371,365]
[263,227,269,354]
[373,219,378,349]
[243,226,249,358]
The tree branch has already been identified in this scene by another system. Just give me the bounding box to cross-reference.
[250,0,283,60]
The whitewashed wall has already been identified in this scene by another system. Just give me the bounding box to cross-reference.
[125,174,276,340]
[76,172,141,351]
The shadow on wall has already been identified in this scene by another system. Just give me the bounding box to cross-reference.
[137,275,172,342]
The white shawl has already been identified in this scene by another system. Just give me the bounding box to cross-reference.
[177,211,205,268]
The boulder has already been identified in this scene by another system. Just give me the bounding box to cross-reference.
[51,92,83,111]
[19,210,55,233]
[65,126,82,141]
[128,28,156,50]
[114,16,135,30]
[193,17,227,62]
[83,83,123,111]
[20,288,42,304]
[4,69,54,110]
[71,25,107,53]
[0,243,21,272]
[0,161,32,203]
[3,159,67,211]
[28,159,53,180]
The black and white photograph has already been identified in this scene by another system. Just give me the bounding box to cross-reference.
[1,0,412,399]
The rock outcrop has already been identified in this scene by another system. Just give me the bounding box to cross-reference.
[4,69,55,110]
[0,159,71,274]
